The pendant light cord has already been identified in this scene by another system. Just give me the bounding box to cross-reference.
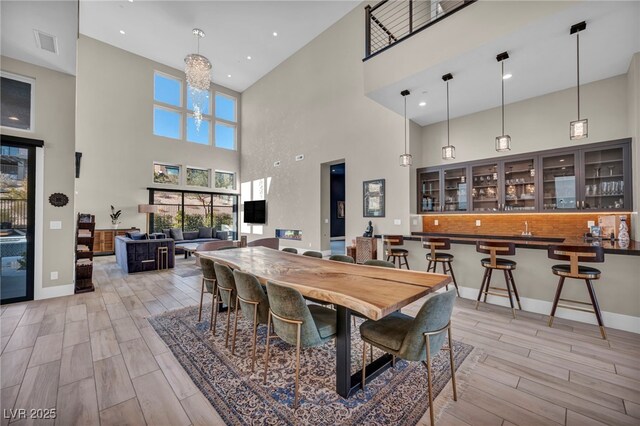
[501,61,505,136]
[446,80,450,147]
[576,32,580,120]
[404,95,407,153]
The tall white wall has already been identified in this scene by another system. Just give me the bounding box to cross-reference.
[628,53,640,240]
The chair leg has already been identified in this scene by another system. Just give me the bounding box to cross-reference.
[445,262,460,297]
[404,255,410,270]
[225,290,233,348]
[508,270,522,310]
[548,276,565,327]
[198,277,205,322]
[424,336,435,426]
[427,260,433,273]
[476,268,489,309]
[361,341,367,391]
[392,355,396,368]
[448,326,457,401]
[294,323,302,409]
[263,312,272,384]
[231,296,240,355]
[209,287,216,329]
[503,270,516,319]
[211,288,220,333]
[585,279,607,340]
[251,304,259,372]
[483,269,493,303]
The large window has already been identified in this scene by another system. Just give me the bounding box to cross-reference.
[152,71,238,150]
[150,189,238,238]
[1,72,35,131]
[215,170,236,190]
[153,162,181,185]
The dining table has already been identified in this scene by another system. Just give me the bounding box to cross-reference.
[198,246,452,398]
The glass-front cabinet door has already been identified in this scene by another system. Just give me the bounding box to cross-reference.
[541,152,578,211]
[580,144,629,211]
[443,167,468,212]
[471,163,499,212]
[503,158,536,212]
[418,170,441,213]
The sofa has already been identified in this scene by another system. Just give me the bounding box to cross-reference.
[115,235,175,273]
[162,227,230,254]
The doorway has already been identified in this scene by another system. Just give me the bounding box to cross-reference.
[1,136,37,304]
[330,163,345,255]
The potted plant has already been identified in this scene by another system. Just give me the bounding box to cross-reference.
[110,205,122,228]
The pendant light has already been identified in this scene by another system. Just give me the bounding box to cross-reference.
[441,73,455,160]
[570,21,588,140]
[399,89,412,167]
[495,51,511,152]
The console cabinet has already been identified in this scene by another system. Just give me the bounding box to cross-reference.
[94,228,139,255]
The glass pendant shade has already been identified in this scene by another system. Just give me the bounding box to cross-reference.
[184,29,211,131]
[399,153,413,167]
[495,135,511,152]
[570,119,588,140]
[442,145,456,160]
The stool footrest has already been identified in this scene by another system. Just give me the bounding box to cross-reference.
[557,301,595,313]
[484,290,510,298]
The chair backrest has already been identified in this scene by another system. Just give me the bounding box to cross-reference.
[548,245,604,277]
[302,250,323,258]
[247,237,279,250]
[363,259,396,268]
[265,281,323,347]
[399,289,457,361]
[328,254,355,263]
[213,262,237,306]
[383,235,404,246]
[199,257,216,292]
[476,240,515,268]
[422,237,451,258]
[232,270,269,324]
[282,247,298,254]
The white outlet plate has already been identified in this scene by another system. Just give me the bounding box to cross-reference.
[324,218,329,224]
[412,219,418,225]
[475,220,481,227]
[50,221,62,229]
[394,219,401,225]
[295,154,304,161]
[50,271,58,280]
[587,220,595,228]
[273,161,281,167]
[434,220,439,226]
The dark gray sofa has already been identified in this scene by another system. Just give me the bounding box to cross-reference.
[115,236,175,273]
[163,228,229,254]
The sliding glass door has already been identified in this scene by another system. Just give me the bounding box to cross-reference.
[1,141,35,304]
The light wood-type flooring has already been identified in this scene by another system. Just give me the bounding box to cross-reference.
[1,256,639,425]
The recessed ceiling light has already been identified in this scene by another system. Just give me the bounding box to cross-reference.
[418,101,426,107]
[8,116,19,121]
[272,32,278,37]
[502,73,512,80]
[119,30,126,35]
[128,0,133,3]
[227,74,231,78]
[247,56,252,60]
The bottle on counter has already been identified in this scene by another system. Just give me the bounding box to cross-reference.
[618,217,630,248]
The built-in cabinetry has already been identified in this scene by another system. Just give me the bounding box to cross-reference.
[417,139,632,214]
[93,228,139,255]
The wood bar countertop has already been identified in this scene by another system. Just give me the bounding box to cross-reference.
[198,247,452,320]
[378,233,640,256]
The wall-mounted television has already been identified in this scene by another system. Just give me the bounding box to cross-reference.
[244,200,266,224]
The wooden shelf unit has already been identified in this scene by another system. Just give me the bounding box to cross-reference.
[75,214,95,294]
[93,228,139,255]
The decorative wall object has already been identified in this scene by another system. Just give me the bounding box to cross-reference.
[337,201,345,218]
[363,179,385,217]
[48,193,69,207]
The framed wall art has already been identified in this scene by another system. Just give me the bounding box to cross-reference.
[363,179,385,217]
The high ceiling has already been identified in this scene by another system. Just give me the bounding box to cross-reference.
[368,0,640,126]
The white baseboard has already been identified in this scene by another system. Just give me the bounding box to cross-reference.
[456,286,640,334]
[35,283,74,300]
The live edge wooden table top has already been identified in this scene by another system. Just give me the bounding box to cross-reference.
[199,246,452,398]
[198,246,452,320]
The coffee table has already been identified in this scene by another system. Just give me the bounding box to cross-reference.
[175,242,199,259]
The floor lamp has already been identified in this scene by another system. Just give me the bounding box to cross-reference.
[138,204,158,234]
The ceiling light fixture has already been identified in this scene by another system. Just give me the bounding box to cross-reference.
[227,74,231,78]
[247,55,252,60]
[441,73,455,160]
[273,32,278,37]
[570,21,588,140]
[495,51,511,152]
[502,73,512,80]
[399,89,413,167]
[119,30,125,35]
[184,28,211,131]
[419,101,426,107]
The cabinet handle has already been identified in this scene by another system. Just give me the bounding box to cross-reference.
[582,201,585,209]
[576,200,580,209]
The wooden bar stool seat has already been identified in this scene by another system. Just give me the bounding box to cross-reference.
[547,245,607,339]
[423,237,459,296]
[383,235,410,269]
[475,241,522,318]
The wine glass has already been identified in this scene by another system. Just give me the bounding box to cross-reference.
[608,165,615,176]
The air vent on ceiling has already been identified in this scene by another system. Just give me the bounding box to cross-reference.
[33,29,58,54]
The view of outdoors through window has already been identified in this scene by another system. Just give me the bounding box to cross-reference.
[187,167,210,187]
[215,171,236,190]
[153,163,181,185]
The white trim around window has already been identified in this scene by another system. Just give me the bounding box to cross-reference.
[214,169,237,191]
[153,161,182,186]
[185,166,211,188]
[1,71,36,133]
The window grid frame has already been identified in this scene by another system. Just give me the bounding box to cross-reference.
[1,71,36,133]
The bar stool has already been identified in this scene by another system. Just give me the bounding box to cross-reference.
[475,241,522,318]
[422,237,459,296]
[547,245,607,339]
[384,235,410,269]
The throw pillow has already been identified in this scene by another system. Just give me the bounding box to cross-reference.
[162,229,171,238]
[170,228,184,241]
[198,227,213,239]
[131,233,149,241]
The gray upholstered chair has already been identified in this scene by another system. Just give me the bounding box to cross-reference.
[360,289,458,426]
[198,258,217,327]
[282,247,298,254]
[302,250,323,258]
[213,262,238,347]
[363,259,396,268]
[328,254,355,263]
[231,270,270,371]
[263,281,337,408]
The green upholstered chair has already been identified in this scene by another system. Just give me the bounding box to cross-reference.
[363,259,396,268]
[360,289,458,426]
[213,262,238,347]
[231,270,270,371]
[302,250,323,258]
[282,247,298,254]
[328,254,355,263]
[198,258,217,326]
[263,281,337,408]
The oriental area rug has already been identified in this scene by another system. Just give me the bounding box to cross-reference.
[149,305,476,426]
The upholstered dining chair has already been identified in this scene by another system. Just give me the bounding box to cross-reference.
[198,258,217,327]
[360,289,458,426]
[263,281,337,408]
[231,270,270,371]
[363,259,396,268]
[328,254,355,263]
[282,247,298,254]
[302,250,323,258]
[213,262,238,347]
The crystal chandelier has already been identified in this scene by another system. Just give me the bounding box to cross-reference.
[184,28,211,131]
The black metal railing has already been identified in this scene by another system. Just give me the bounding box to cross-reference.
[0,199,27,228]
[365,0,476,59]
